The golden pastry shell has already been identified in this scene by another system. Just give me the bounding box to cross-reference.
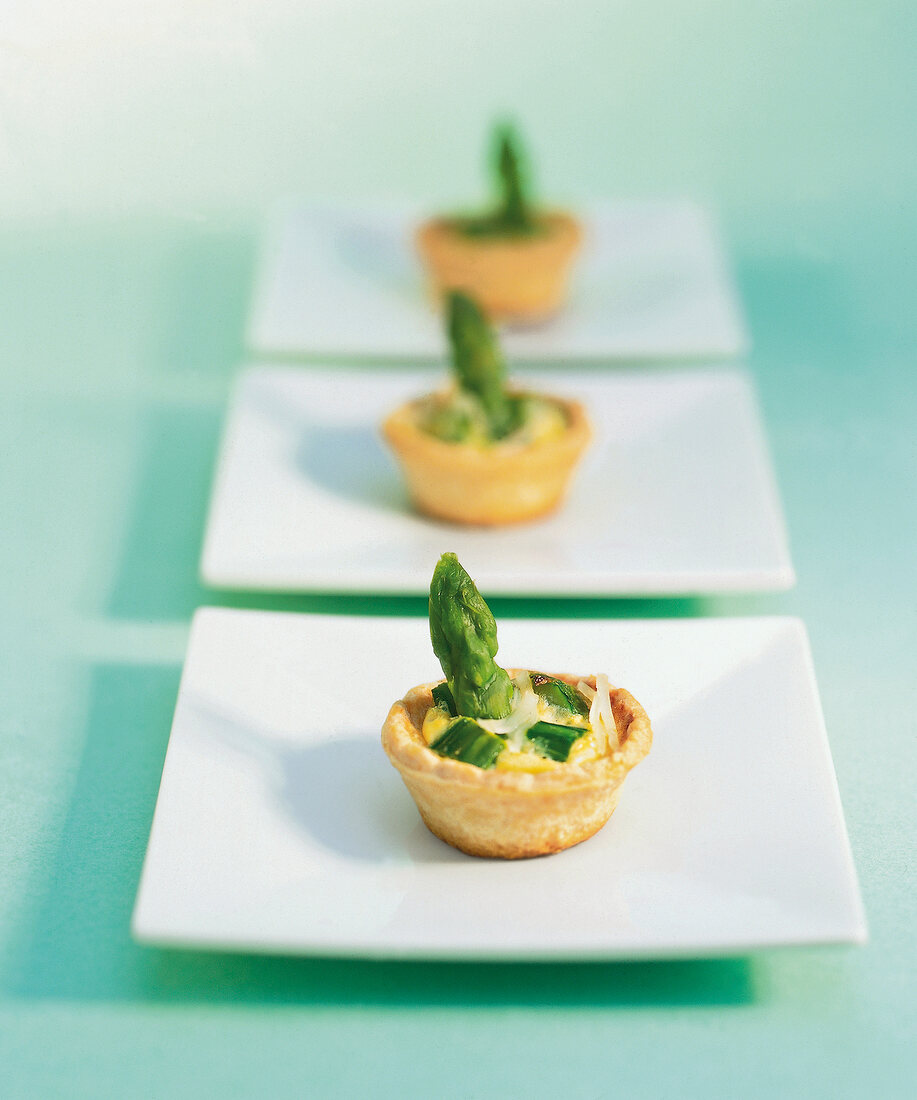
[381,672,652,859]
[415,212,582,322]
[381,393,591,526]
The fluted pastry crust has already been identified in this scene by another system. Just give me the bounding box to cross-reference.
[381,395,591,526]
[381,671,652,859]
[416,212,582,322]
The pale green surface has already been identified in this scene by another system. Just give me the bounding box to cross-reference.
[1,3,916,1097]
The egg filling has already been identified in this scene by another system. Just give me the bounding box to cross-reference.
[422,672,617,773]
[416,390,568,448]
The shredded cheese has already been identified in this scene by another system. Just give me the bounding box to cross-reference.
[577,680,596,702]
[588,674,616,755]
[477,673,540,751]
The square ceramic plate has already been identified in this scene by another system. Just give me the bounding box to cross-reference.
[247,201,748,360]
[132,610,866,958]
[200,364,794,596]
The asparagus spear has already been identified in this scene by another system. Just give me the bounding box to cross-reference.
[447,290,521,439]
[429,552,515,720]
[456,123,538,238]
[494,124,536,233]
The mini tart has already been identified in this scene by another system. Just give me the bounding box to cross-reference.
[381,394,591,526]
[381,672,652,859]
[416,212,582,322]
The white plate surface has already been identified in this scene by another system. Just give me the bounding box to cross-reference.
[133,609,866,959]
[248,201,748,360]
[200,365,794,596]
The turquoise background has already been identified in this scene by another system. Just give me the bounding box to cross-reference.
[1,2,915,1096]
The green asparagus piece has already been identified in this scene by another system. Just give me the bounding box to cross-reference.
[458,124,539,238]
[494,124,536,233]
[525,720,584,763]
[447,291,522,440]
[431,681,457,716]
[530,673,590,717]
[429,552,515,720]
[430,716,506,769]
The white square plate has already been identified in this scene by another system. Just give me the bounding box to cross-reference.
[200,365,794,596]
[247,201,748,360]
[133,610,866,958]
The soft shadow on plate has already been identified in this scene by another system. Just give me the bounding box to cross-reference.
[273,736,465,866]
[296,423,411,516]
[335,221,417,296]
[185,694,462,866]
[295,419,607,544]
